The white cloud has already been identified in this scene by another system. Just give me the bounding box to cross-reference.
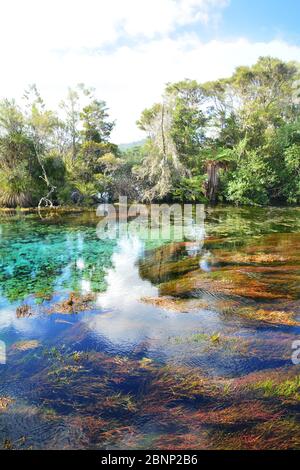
[0,0,228,50]
[0,1,300,142]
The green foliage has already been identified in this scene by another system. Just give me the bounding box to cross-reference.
[171,176,206,202]
[0,57,300,207]
[0,85,118,207]
[80,99,114,143]
[167,80,207,166]
[137,56,300,205]
[224,150,276,205]
[0,105,41,207]
[0,161,34,208]
[283,144,300,203]
[253,375,300,401]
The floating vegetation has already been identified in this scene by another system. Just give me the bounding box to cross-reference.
[49,292,95,315]
[11,340,40,352]
[16,304,33,318]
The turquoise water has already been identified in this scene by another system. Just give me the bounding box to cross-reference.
[0,207,299,449]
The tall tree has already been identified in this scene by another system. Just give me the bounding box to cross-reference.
[0,99,39,207]
[23,84,60,207]
[137,96,187,201]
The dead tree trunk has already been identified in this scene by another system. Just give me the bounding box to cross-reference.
[34,144,56,208]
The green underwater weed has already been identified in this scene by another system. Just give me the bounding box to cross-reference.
[253,375,300,401]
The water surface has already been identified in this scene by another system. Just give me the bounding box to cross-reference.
[0,206,299,449]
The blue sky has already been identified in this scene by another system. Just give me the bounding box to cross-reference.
[220,0,300,44]
[0,0,300,142]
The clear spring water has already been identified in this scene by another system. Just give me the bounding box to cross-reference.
[0,206,299,449]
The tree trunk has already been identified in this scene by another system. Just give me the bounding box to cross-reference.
[205,162,219,204]
[34,144,56,208]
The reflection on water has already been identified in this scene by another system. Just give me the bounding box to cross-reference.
[89,236,159,344]
[0,207,300,449]
[87,236,222,350]
[98,236,158,309]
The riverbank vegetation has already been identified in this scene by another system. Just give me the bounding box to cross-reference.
[0,56,299,208]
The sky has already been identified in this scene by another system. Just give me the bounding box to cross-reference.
[1,0,300,143]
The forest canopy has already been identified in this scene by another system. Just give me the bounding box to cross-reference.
[0,56,299,208]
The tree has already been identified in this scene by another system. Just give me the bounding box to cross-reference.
[23,85,62,207]
[59,84,95,164]
[60,87,81,163]
[0,99,38,207]
[166,80,207,166]
[136,57,300,205]
[231,57,300,146]
[80,99,114,143]
[1,56,300,208]
[137,96,188,201]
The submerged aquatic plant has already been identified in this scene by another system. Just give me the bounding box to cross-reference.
[1,208,300,449]
[252,376,300,402]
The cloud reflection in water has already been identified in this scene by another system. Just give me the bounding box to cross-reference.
[86,236,220,346]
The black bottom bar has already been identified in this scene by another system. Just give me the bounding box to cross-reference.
[0,450,297,466]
